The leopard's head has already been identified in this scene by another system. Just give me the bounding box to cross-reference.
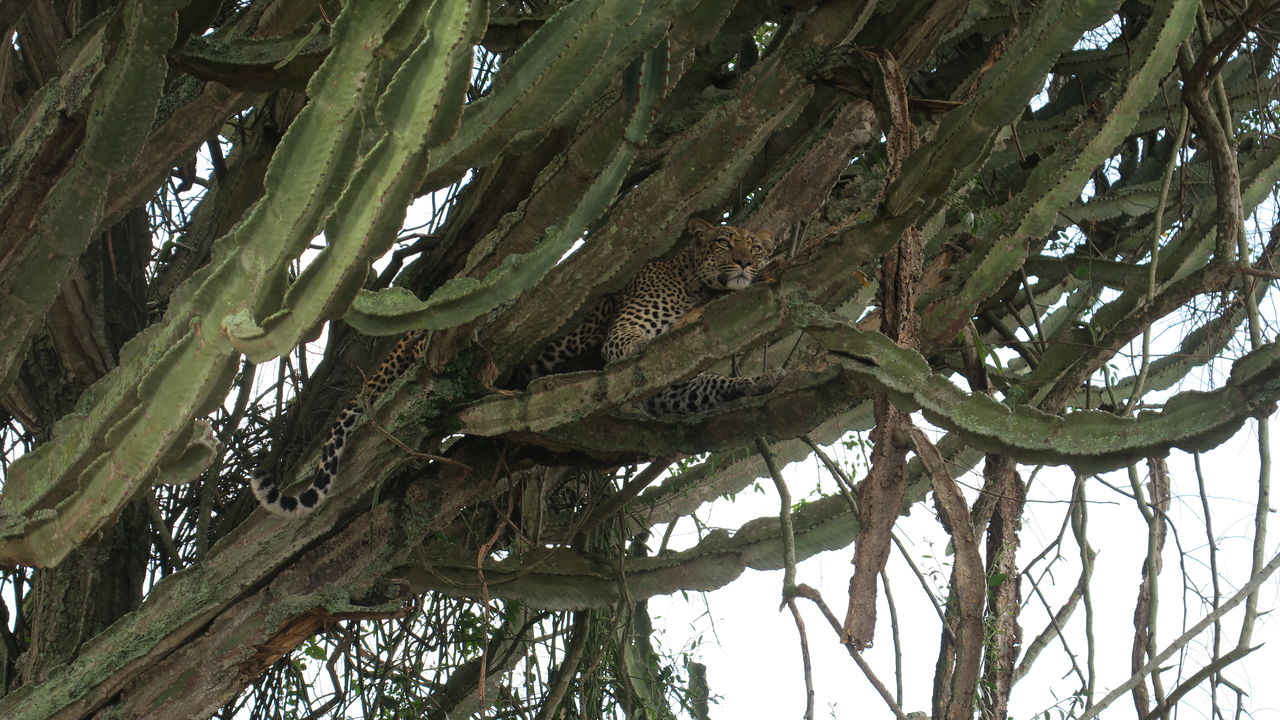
[687,218,777,291]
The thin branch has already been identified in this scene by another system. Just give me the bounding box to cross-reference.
[794,584,909,720]
[1078,549,1280,720]
[536,610,592,720]
[147,491,184,574]
[757,437,812,718]
[1125,105,1188,415]
[575,457,678,537]
[1071,474,1099,708]
[786,599,815,720]
[1141,644,1261,720]
[298,631,354,720]
[1014,553,1093,684]
[881,567,904,707]
[756,438,797,596]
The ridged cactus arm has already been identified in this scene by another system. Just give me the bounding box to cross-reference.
[1023,144,1280,400]
[1152,141,1280,287]
[0,0,182,397]
[983,55,1275,175]
[478,13,852,364]
[807,319,1280,472]
[405,439,982,608]
[0,0,431,568]
[0,328,242,567]
[171,25,333,91]
[919,0,1196,344]
[1065,301,1255,410]
[247,0,705,344]
[420,0,715,189]
[885,0,1126,219]
[345,38,668,336]
[460,281,789,435]
[227,1,409,280]
[228,0,488,357]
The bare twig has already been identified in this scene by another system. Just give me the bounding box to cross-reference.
[1014,555,1093,684]
[890,532,954,637]
[147,491,184,574]
[787,599,815,720]
[1141,643,1261,720]
[757,438,812,718]
[365,415,474,472]
[1129,458,1171,717]
[881,567,904,706]
[756,438,798,595]
[299,630,354,720]
[1071,474,1099,706]
[537,610,592,720]
[794,584,910,720]
[575,457,678,538]
[1125,104,1188,415]
[1078,549,1280,720]
[1193,452,1224,713]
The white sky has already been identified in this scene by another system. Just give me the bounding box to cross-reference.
[648,428,1280,720]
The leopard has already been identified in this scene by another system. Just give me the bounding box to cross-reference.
[251,219,783,517]
[251,330,428,516]
[523,217,786,413]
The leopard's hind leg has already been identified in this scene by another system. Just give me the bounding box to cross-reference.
[516,298,616,384]
[643,369,786,414]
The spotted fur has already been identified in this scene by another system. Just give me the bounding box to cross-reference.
[253,221,780,517]
[643,367,788,413]
[252,330,428,516]
[526,218,785,412]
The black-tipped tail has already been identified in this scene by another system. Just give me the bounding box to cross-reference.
[250,468,329,517]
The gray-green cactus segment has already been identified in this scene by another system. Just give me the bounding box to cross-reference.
[808,317,1280,472]
[227,0,487,356]
[1068,300,1256,411]
[986,57,1268,176]
[885,0,1125,220]
[347,0,716,336]
[1023,141,1280,398]
[1129,141,1280,293]
[478,19,834,367]
[0,0,716,565]
[921,0,1196,342]
[396,438,979,610]
[0,0,478,568]
[1014,137,1280,407]
[346,38,669,336]
[0,0,183,399]
[420,0,711,190]
[173,26,332,90]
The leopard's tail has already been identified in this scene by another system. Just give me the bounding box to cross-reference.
[249,331,428,517]
[251,401,363,516]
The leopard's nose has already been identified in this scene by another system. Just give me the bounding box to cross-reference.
[734,258,752,268]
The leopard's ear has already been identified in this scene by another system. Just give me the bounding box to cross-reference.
[755,229,777,253]
[687,218,716,238]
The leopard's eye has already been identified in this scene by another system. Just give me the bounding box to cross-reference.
[715,236,732,248]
